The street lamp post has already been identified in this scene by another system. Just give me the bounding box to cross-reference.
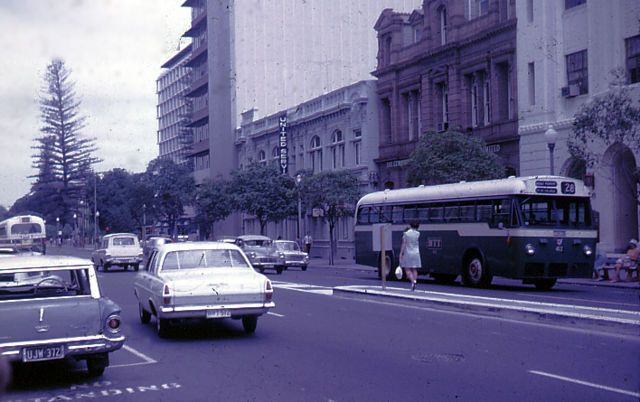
[94,211,100,247]
[296,174,302,241]
[73,213,77,247]
[544,124,558,175]
[56,217,60,247]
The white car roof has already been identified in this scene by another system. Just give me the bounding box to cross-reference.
[156,241,243,253]
[0,255,92,271]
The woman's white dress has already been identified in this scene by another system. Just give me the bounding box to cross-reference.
[401,229,421,269]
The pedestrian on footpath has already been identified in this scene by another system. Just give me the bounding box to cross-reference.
[303,232,313,254]
[400,221,421,291]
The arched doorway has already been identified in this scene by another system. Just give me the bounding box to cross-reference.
[599,144,638,252]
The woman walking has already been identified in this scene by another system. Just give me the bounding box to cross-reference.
[399,221,421,291]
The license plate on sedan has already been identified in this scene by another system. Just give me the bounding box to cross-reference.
[206,309,231,319]
[23,345,65,362]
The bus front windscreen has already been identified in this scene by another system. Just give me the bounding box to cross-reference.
[518,196,592,228]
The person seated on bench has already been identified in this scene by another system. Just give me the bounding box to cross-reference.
[610,239,639,283]
[593,244,608,281]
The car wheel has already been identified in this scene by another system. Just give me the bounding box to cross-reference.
[133,263,139,272]
[534,278,557,291]
[156,316,170,338]
[103,262,110,272]
[242,316,258,333]
[258,267,265,273]
[301,265,307,271]
[139,303,151,324]
[276,266,284,274]
[86,354,108,377]
[461,255,492,288]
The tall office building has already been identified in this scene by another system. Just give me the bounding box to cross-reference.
[179,0,418,185]
[157,44,193,168]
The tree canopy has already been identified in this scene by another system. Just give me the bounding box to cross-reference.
[406,130,505,186]
[301,170,361,264]
[229,162,296,234]
[194,178,234,239]
[29,59,100,226]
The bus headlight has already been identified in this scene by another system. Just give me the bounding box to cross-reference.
[525,244,535,256]
[583,245,593,257]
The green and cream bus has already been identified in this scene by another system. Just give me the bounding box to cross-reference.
[0,215,47,254]
[354,176,596,290]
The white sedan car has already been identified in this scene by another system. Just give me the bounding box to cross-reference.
[133,242,275,337]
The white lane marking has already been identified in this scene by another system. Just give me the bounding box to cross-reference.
[272,281,333,295]
[268,312,285,317]
[529,370,640,398]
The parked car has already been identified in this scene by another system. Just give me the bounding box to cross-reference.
[133,242,274,337]
[143,236,173,259]
[235,235,286,274]
[91,233,144,271]
[215,236,237,244]
[274,240,309,271]
[0,255,125,376]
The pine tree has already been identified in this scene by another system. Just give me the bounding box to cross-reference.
[30,58,101,224]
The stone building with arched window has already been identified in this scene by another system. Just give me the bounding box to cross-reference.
[516,0,640,252]
[234,80,380,258]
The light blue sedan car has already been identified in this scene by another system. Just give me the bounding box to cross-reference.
[0,255,125,376]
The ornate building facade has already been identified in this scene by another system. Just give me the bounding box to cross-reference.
[373,0,518,189]
[516,0,640,252]
[235,81,380,258]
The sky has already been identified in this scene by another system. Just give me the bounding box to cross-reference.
[0,0,191,209]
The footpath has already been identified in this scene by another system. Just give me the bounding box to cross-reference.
[309,257,640,336]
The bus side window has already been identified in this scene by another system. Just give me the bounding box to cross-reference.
[492,199,511,227]
[428,205,443,222]
[444,204,459,222]
[393,206,406,223]
[477,202,492,222]
[370,207,380,223]
[357,207,370,224]
[459,202,475,222]
[380,206,393,223]
[417,206,429,222]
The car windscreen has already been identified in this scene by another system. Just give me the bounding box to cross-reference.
[0,268,92,300]
[113,237,136,246]
[161,249,251,271]
[276,242,298,251]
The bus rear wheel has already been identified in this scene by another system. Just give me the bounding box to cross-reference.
[378,253,394,281]
[462,255,492,287]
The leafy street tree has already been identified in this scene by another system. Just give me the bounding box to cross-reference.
[144,158,195,238]
[30,59,100,226]
[406,130,505,186]
[568,68,640,203]
[301,170,361,265]
[194,178,234,239]
[230,163,296,235]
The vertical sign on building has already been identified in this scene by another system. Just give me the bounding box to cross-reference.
[279,114,288,174]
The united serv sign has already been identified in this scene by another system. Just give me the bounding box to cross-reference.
[279,114,288,174]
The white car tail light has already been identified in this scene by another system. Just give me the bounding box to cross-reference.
[163,284,171,305]
[265,280,273,302]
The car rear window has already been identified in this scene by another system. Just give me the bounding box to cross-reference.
[113,237,136,246]
[0,268,92,300]
[161,249,250,271]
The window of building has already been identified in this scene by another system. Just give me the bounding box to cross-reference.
[310,136,322,173]
[439,7,447,46]
[626,35,640,83]
[467,0,489,19]
[566,50,588,95]
[353,130,362,166]
[414,26,422,43]
[258,150,266,165]
[527,0,534,21]
[528,62,535,106]
[565,0,586,9]
[470,77,479,127]
[331,130,345,169]
[271,147,279,167]
[382,98,392,144]
[382,35,392,67]
[483,80,491,125]
[496,61,511,120]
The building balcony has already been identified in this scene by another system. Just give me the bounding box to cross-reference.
[185,72,208,97]
[188,106,209,127]
[183,11,206,38]
[185,43,207,68]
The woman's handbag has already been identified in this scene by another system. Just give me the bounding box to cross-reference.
[395,265,404,280]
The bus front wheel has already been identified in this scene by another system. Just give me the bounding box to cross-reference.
[462,255,492,288]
